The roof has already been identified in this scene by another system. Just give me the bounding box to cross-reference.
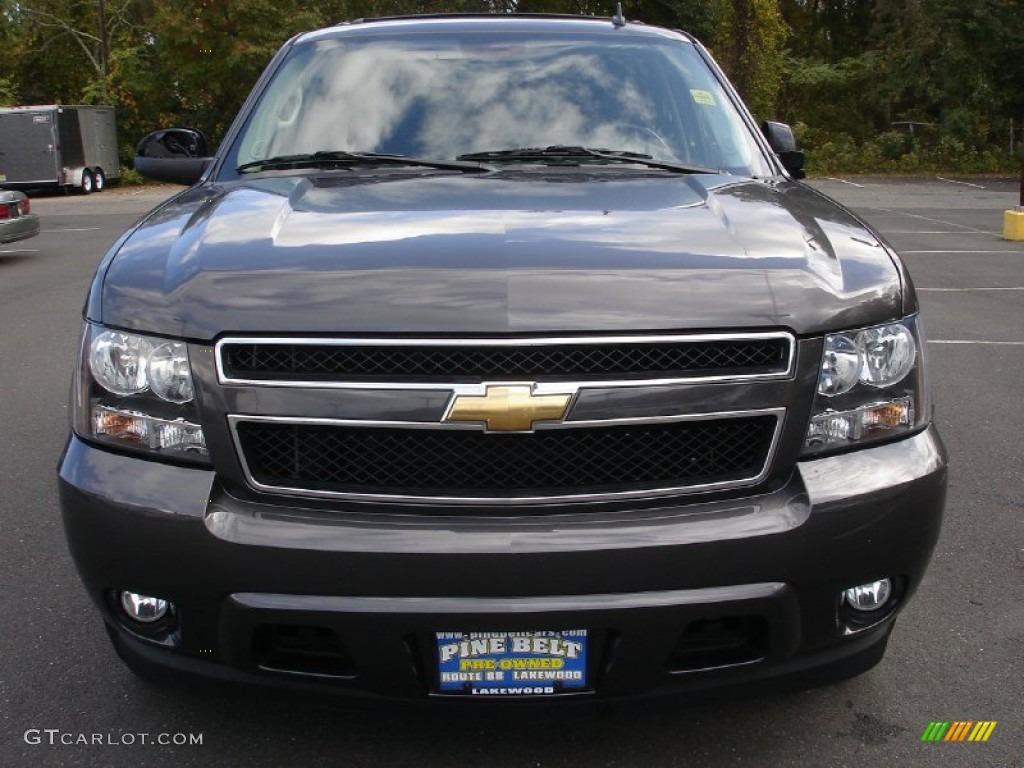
[296,14,693,45]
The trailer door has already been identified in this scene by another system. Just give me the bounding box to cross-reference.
[0,111,60,185]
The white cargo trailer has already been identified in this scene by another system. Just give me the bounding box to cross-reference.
[0,105,120,194]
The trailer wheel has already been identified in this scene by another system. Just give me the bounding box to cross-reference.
[93,169,106,192]
[80,170,95,195]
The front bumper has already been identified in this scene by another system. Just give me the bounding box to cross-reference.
[58,426,946,701]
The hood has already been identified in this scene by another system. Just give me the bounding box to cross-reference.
[96,171,903,339]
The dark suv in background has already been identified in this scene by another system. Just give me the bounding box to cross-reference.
[59,14,946,701]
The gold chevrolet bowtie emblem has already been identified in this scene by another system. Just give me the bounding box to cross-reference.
[446,385,572,432]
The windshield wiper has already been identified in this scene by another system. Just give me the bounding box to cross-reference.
[456,146,719,175]
[237,151,491,175]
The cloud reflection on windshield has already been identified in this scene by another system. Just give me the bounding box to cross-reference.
[250,44,671,162]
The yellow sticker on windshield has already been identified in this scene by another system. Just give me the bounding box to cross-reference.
[690,89,716,107]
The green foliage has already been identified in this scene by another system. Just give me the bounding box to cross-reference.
[116,1,328,145]
[805,131,1019,176]
[709,0,788,119]
[0,76,19,106]
[118,166,147,185]
[0,0,1020,174]
[781,0,1024,168]
[780,52,882,142]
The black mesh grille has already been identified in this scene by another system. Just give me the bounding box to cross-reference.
[235,417,776,499]
[221,338,789,382]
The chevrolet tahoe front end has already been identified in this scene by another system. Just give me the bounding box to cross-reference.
[58,15,946,702]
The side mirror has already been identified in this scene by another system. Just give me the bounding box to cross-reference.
[760,121,806,180]
[134,129,213,185]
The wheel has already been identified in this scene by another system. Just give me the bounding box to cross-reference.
[93,168,105,192]
[80,169,95,195]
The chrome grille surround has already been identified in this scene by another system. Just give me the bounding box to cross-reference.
[218,333,795,505]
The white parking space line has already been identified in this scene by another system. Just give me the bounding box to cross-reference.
[0,248,39,254]
[37,211,134,217]
[929,340,1024,346]
[936,177,986,189]
[918,287,1024,292]
[865,208,997,235]
[47,227,101,232]
[823,177,865,187]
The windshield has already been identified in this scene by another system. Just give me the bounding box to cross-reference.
[226,29,772,177]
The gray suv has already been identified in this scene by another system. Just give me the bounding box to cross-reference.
[59,14,946,701]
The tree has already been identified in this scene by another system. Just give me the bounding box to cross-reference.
[2,0,1019,171]
[711,0,789,118]
[0,0,144,104]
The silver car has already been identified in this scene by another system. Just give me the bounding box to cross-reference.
[0,189,40,244]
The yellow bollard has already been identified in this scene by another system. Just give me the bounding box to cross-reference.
[1005,208,1024,241]
[1007,163,1024,240]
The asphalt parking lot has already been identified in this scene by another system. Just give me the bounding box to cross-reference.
[1,177,1022,767]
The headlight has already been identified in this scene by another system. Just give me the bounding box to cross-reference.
[147,341,195,403]
[89,331,152,395]
[857,324,916,387]
[73,324,208,463]
[818,334,860,396]
[803,316,929,456]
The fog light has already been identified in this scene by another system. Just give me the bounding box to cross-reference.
[120,591,171,623]
[843,579,892,612]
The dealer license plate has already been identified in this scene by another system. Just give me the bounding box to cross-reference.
[435,630,589,696]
